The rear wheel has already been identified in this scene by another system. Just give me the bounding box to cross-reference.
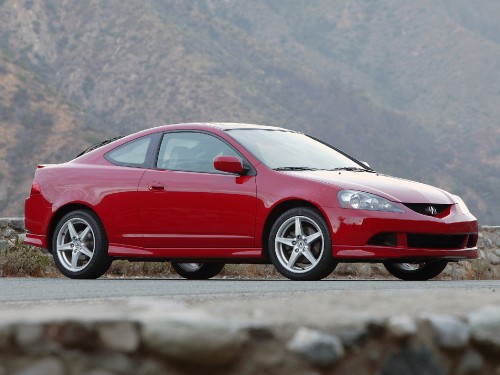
[52,210,112,279]
[384,261,448,281]
[268,207,337,281]
[171,262,225,279]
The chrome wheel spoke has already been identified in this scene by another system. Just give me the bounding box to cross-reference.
[57,242,74,252]
[294,217,303,238]
[79,226,91,240]
[305,232,321,244]
[71,251,79,269]
[302,248,318,266]
[287,249,301,268]
[79,245,93,259]
[67,221,78,239]
[276,237,295,247]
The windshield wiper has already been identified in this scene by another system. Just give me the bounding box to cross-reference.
[328,167,377,172]
[273,167,319,171]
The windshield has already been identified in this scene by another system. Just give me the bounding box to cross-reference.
[226,129,366,171]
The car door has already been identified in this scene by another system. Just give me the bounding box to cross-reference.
[138,131,257,249]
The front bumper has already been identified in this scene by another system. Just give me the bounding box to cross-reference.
[324,204,478,261]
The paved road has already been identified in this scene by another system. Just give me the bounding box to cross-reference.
[1,278,500,327]
[0,278,498,303]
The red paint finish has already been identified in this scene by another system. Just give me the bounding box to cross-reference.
[25,123,478,264]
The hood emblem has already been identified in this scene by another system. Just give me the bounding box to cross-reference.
[425,206,438,215]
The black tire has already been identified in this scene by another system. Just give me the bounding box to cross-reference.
[171,262,225,280]
[268,207,337,281]
[52,210,112,279]
[384,261,448,281]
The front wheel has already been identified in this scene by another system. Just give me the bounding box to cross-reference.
[384,261,448,281]
[171,262,225,279]
[268,207,337,281]
[52,210,112,279]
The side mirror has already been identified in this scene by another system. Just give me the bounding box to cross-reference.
[214,156,244,175]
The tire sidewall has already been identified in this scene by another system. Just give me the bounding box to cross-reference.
[268,207,336,281]
[52,210,110,279]
[384,261,448,281]
[171,262,225,280]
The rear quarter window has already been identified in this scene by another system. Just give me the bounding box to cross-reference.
[105,135,153,167]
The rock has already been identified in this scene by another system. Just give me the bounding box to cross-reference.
[287,327,344,367]
[495,249,500,257]
[98,322,140,353]
[456,350,484,375]
[14,324,44,347]
[488,252,500,265]
[12,357,65,375]
[46,322,93,348]
[424,313,469,349]
[468,306,500,349]
[387,316,417,339]
[380,345,446,375]
[0,240,7,254]
[9,218,25,231]
[0,218,8,229]
[336,326,366,348]
[141,312,248,367]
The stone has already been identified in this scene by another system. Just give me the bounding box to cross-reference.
[456,350,484,375]
[336,326,366,348]
[380,344,446,375]
[0,240,7,254]
[495,249,500,257]
[46,322,93,348]
[387,316,417,339]
[0,219,8,229]
[488,252,500,265]
[14,324,44,347]
[12,357,65,375]
[469,306,500,349]
[423,314,469,349]
[9,218,25,231]
[141,312,248,367]
[98,321,140,353]
[84,370,117,375]
[287,327,344,367]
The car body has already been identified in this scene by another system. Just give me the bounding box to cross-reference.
[25,123,478,280]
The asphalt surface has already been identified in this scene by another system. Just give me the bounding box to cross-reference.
[1,278,500,327]
[1,278,498,303]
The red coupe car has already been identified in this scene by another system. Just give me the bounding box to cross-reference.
[24,123,478,280]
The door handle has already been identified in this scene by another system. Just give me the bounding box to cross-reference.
[149,182,165,191]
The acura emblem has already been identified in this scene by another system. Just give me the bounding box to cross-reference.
[425,206,438,215]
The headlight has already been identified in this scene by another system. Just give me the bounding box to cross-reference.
[337,190,405,213]
[453,195,470,215]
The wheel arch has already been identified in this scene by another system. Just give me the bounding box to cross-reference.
[261,199,330,258]
[47,203,105,254]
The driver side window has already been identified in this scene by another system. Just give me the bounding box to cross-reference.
[156,132,240,173]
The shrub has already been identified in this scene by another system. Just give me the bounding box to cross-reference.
[0,240,58,277]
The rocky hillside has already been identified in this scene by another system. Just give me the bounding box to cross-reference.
[0,0,498,223]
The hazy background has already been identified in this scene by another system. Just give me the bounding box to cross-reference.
[0,0,498,223]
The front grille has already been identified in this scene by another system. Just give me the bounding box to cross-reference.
[403,203,451,217]
[467,234,478,248]
[408,234,466,249]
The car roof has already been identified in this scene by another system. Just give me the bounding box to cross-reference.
[151,122,289,132]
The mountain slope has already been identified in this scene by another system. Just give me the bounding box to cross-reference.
[0,0,498,223]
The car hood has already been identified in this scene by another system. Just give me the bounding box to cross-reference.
[291,171,456,204]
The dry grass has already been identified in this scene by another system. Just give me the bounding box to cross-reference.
[0,240,59,277]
